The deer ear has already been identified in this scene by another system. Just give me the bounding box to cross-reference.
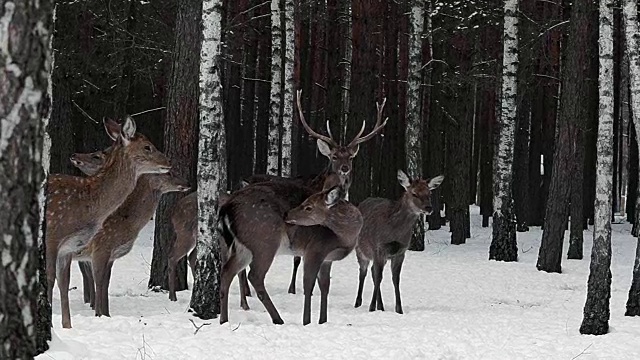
[325,186,341,207]
[121,116,137,142]
[397,170,411,190]
[317,139,332,158]
[428,175,444,190]
[103,118,121,141]
[240,180,249,188]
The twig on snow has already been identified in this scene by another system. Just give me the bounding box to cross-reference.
[189,318,211,335]
[571,343,593,360]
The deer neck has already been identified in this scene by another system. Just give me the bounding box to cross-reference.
[86,147,139,220]
[110,174,163,230]
[389,195,421,229]
[323,202,363,245]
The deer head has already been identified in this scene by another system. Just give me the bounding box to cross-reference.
[102,116,171,176]
[285,186,344,226]
[296,90,388,178]
[147,172,191,193]
[397,170,444,215]
[70,148,110,176]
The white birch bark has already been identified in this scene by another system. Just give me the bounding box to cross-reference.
[267,0,283,175]
[621,0,640,318]
[190,0,226,319]
[489,0,519,261]
[580,0,614,335]
[493,0,518,216]
[406,0,427,246]
[341,0,352,141]
[281,0,294,177]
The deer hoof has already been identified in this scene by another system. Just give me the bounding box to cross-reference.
[354,298,362,308]
[273,318,284,325]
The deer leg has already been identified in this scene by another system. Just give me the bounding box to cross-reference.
[92,252,110,317]
[390,253,405,314]
[239,269,252,297]
[56,253,73,328]
[187,248,197,279]
[288,256,302,294]
[97,261,113,317]
[220,243,253,324]
[302,255,324,326]
[167,254,179,302]
[354,253,370,308]
[46,245,57,303]
[247,252,282,325]
[238,270,250,311]
[369,259,385,312]
[79,261,95,308]
[317,262,332,324]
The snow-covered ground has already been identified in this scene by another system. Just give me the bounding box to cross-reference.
[39,206,640,360]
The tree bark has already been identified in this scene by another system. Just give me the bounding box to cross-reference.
[490,0,518,262]
[281,0,294,177]
[190,0,225,319]
[580,0,614,335]
[537,0,592,273]
[0,0,53,357]
[148,0,202,293]
[623,0,640,316]
[406,0,426,251]
[267,0,283,175]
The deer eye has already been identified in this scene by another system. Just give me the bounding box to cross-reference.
[92,155,101,160]
[144,145,152,152]
[331,155,338,160]
[304,206,312,212]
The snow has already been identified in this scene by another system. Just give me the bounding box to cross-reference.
[38,206,640,359]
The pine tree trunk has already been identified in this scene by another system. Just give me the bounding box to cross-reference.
[490,0,519,262]
[0,0,53,357]
[267,0,283,175]
[190,0,225,319]
[623,0,640,316]
[627,127,637,224]
[568,128,585,260]
[537,0,592,273]
[406,0,426,251]
[148,0,202,292]
[341,0,352,137]
[580,0,614,335]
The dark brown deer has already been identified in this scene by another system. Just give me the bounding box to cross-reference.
[218,175,363,325]
[46,116,171,328]
[354,170,444,314]
[167,191,251,310]
[244,90,388,294]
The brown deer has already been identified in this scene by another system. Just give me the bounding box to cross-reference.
[354,170,444,314]
[72,151,252,310]
[72,170,190,317]
[218,175,363,325]
[167,191,251,310]
[45,116,171,328]
[244,90,388,294]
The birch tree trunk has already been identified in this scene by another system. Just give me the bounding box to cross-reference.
[281,0,294,177]
[490,0,519,262]
[623,0,640,317]
[267,0,283,175]
[341,0,352,139]
[580,0,614,335]
[190,0,225,319]
[406,0,426,251]
[0,0,53,357]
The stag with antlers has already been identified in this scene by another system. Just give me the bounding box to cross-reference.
[244,89,389,294]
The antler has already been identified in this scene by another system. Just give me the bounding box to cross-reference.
[347,97,389,148]
[296,89,337,146]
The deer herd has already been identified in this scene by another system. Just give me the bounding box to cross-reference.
[45,90,444,329]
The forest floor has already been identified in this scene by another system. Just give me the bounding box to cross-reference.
[38,206,640,360]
